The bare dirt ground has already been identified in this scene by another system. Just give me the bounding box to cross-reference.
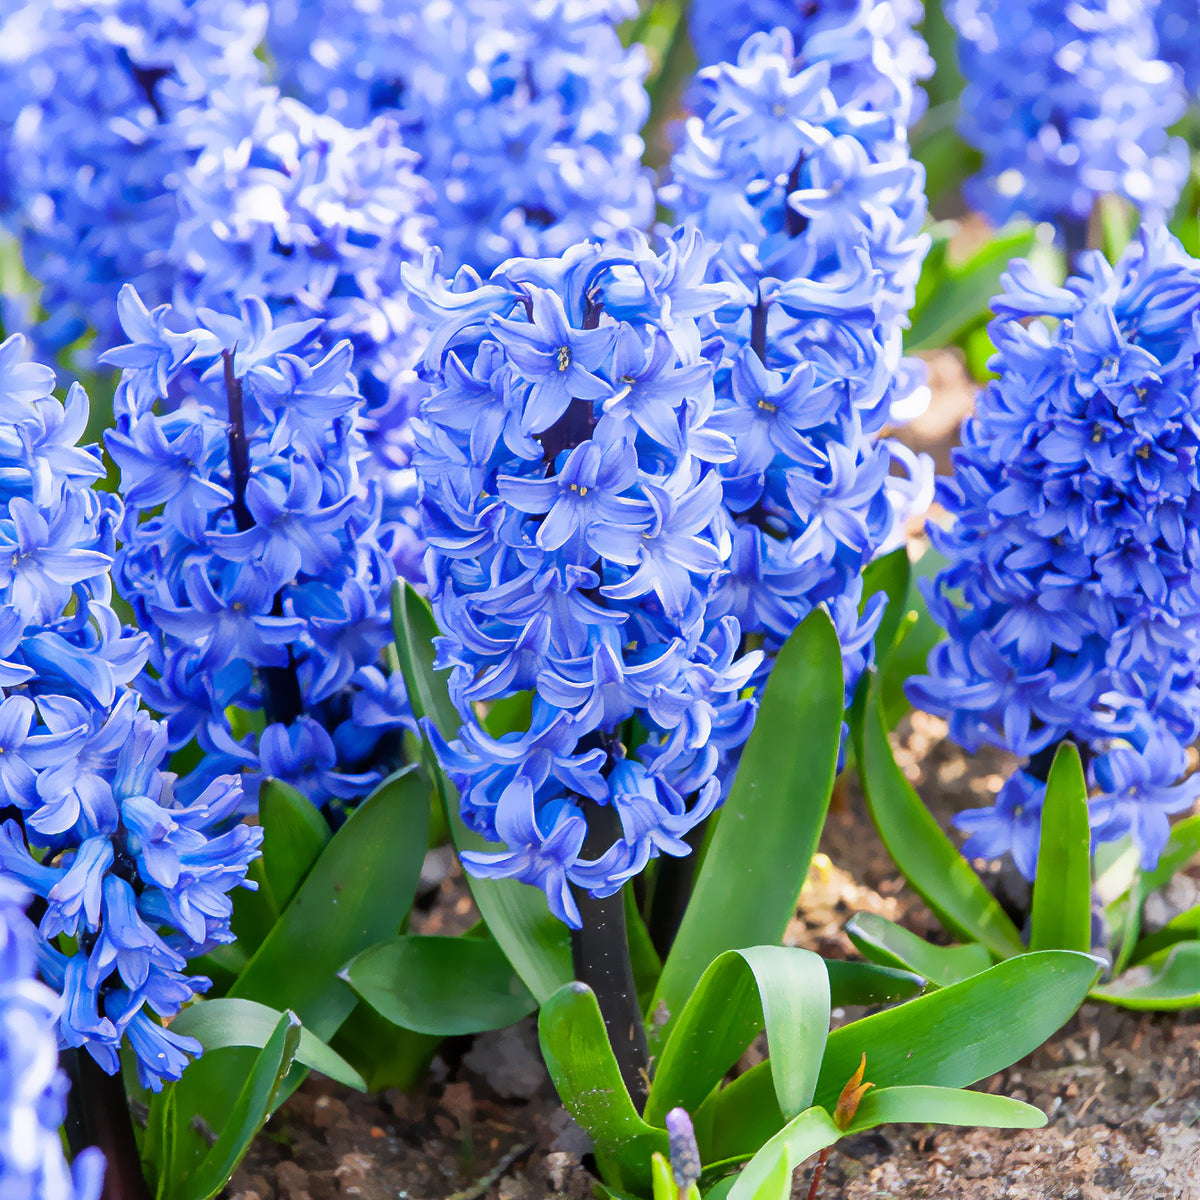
[223,352,1199,1200]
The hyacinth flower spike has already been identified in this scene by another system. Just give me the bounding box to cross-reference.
[409,230,765,1103]
[909,226,1200,887]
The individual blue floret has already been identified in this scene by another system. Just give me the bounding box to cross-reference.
[104,288,414,816]
[0,877,106,1200]
[0,332,261,1089]
[948,0,1189,230]
[908,226,1200,875]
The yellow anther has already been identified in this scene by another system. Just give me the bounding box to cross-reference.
[1136,444,1151,459]
[1091,424,1104,443]
[757,399,778,414]
[556,346,571,372]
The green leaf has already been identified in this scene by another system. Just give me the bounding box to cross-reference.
[392,582,572,1004]
[645,947,829,1128]
[649,611,843,1051]
[1090,941,1200,1011]
[329,1001,440,1092]
[723,1108,841,1200]
[1110,815,1200,973]
[1128,904,1200,967]
[846,1086,1046,1133]
[845,913,993,988]
[905,225,1037,353]
[391,582,460,737]
[228,766,429,1040]
[538,983,668,1194]
[812,951,1100,1110]
[1030,743,1092,954]
[859,548,912,671]
[258,778,332,908]
[168,998,365,1091]
[169,1011,301,1200]
[343,934,536,1035]
[823,959,926,1006]
[854,673,1023,958]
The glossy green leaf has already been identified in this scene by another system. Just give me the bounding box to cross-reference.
[169,998,364,1091]
[392,582,572,1003]
[329,1000,440,1091]
[745,1144,791,1200]
[905,225,1037,352]
[228,765,428,1040]
[859,548,911,671]
[812,951,1100,1110]
[650,611,843,1052]
[258,778,331,908]
[343,933,536,1035]
[877,548,948,731]
[1030,743,1092,953]
[1110,815,1200,973]
[854,674,1023,958]
[1128,904,1200,966]
[846,1085,1046,1132]
[693,1060,783,1166]
[538,983,667,1194]
[645,947,829,1127]
[169,1011,301,1200]
[845,913,992,988]
[1091,941,1200,1011]
[724,1108,841,1200]
[824,959,926,1006]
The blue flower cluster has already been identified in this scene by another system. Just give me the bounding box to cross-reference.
[0,332,261,1089]
[1154,0,1200,96]
[265,0,655,275]
[687,0,933,127]
[1,877,105,1200]
[0,0,264,353]
[410,232,761,927]
[169,80,434,578]
[104,288,413,816]
[663,24,932,698]
[948,0,1189,229]
[908,227,1200,877]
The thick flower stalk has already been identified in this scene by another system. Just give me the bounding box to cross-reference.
[0,332,261,1090]
[409,231,761,929]
[266,0,655,275]
[1,878,105,1200]
[664,25,932,702]
[170,81,433,578]
[948,0,1189,232]
[104,288,413,815]
[687,0,933,127]
[908,227,1200,878]
[0,0,264,352]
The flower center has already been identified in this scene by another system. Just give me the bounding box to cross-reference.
[556,346,572,372]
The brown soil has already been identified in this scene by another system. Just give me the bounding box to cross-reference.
[223,354,1199,1200]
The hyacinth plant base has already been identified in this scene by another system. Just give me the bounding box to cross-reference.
[217,754,1199,1200]
[211,364,1199,1200]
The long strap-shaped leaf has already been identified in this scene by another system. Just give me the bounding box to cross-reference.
[700,949,1099,1161]
[649,610,844,1053]
[854,672,1023,957]
[644,947,829,1128]
[169,1011,302,1200]
[538,982,668,1194]
[391,582,572,1003]
[1029,743,1092,953]
[228,765,429,1039]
